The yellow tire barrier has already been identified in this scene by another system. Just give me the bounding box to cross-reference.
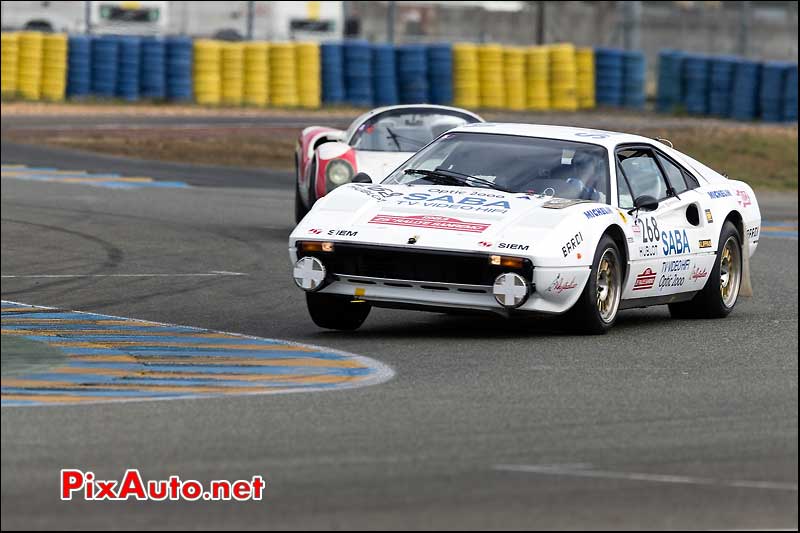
[221,42,244,106]
[193,39,222,105]
[243,41,269,107]
[526,45,550,111]
[1,33,19,97]
[549,43,578,111]
[576,46,596,109]
[296,42,320,109]
[478,43,504,109]
[270,42,298,107]
[452,43,479,109]
[16,31,43,100]
[41,33,68,101]
[504,46,526,111]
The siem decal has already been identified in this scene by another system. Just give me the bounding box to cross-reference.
[583,207,613,219]
[369,214,490,233]
[499,242,530,250]
[661,229,691,255]
[633,268,657,291]
[546,274,578,294]
[562,232,583,257]
[327,229,358,237]
[707,190,733,199]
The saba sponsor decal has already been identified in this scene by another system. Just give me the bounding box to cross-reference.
[396,193,511,213]
[661,229,691,256]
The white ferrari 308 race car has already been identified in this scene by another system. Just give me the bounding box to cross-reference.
[289,123,760,334]
[294,104,484,222]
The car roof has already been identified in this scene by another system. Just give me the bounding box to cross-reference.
[447,122,662,149]
[351,104,485,126]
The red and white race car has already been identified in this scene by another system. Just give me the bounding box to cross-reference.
[294,104,484,222]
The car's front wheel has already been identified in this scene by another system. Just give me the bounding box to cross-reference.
[669,220,742,319]
[306,293,371,330]
[567,235,623,334]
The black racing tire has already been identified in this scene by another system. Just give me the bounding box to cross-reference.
[669,221,742,319]
[566,234,623,335]
[294,181,309,223]
[306,293,371,331]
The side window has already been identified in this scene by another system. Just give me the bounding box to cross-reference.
[616,165,634,209]
[617,148,669,201]
[655,153,689,194]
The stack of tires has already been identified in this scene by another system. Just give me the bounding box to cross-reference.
[343,40,372,106]
[594,47,623,106]
[396,44,428,104]
[320,42,345,105]
[270,43,298,107]
[784,65,798,122]
[193,39,221,105]
[452,43,479,109]
[549,43,577,111]
[503,46,526,111]
[729,59,760,121]
[66,34,91,98]
[427,43,452,105]
[41,33,68,101]
[372,43,398,106]
[656,50,683,112]
[116,36,141,101]
[759,62,789,122]
[1,33,19,97]
[708,56,736,117]
[17,31,44,100]
[91,35,118,98]
[296,42,321,108]
[622,50,646,109]
[575,47,596,109]
[478,44,504,108]
[221,42,244,106]
[141,37,166,100]
[243,41,268,106]
[526,46,549,110]
[682,54,710,115]
[166,36,192,101]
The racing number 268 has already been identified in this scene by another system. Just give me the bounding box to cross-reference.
[638,217,659,243]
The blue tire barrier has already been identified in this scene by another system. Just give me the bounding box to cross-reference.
[594,47,624,106]
[372,44,398,106]
[343,40,373,107]
[116,35,141,101]
[427,43,453,105]
[139,37,166,100]
[708,56,737,117]
[622,50,646,108]
[683,54,710,115]
[321,42,346,105]
[396,44,428,104]
[784,64,798,122]
[166,36,192,101]
[730,59,760,121]
[760,61,792,122]
[66,34,91,97]
[656,50,683,113]
[91,35,119,98]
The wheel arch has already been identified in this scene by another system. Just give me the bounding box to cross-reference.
[722,209,744,241]
[602,223,629,278]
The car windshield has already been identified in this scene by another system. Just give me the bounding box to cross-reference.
[350,110,479,153]
[383,132,611,202]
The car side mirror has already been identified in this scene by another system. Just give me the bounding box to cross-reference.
[633,195,659,212]
[352,172,372,184]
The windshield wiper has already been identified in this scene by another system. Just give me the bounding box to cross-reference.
[385,126,402,151]
[403,168,511,193]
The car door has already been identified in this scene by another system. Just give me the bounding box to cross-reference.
[615,144,717,300]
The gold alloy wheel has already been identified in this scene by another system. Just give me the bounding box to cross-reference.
[596,248,621,323]
[719,235,742,308]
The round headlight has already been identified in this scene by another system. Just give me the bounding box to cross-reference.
[326,159,354,187]
[492,273,530,308]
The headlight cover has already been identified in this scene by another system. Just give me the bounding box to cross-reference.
[326,159,354,188]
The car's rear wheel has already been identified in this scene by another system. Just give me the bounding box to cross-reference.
[669,221,742,319]
[567,235,622,334]
[306,293,371,330]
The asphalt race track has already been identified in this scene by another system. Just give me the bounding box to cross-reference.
[1,116,797,529]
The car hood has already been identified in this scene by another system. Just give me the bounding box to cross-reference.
[354,151,415,181]
[294,183,600,253]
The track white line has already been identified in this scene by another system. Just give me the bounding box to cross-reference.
[1,272,248,279]
[493,464,798,492]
